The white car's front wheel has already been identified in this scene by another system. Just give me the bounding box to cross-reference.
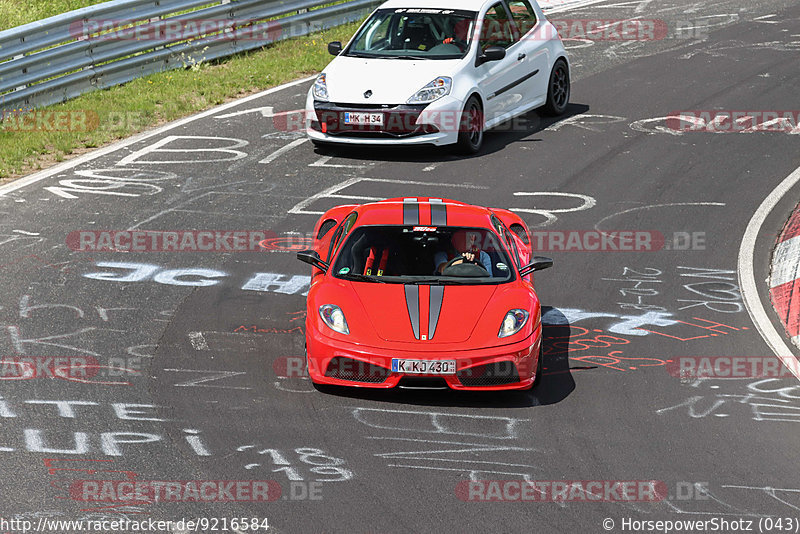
[456,96,484,155]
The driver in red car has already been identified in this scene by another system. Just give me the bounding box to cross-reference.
[434,229,493,274]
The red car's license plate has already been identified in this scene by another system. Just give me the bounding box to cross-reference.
[392,359,456,375]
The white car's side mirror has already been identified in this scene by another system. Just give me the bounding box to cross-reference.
[477,46,506,65]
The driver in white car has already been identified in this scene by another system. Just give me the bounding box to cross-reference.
[434,229,493,274]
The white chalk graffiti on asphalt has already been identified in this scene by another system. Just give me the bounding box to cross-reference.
[353,408,528,439]
[603,267,744,314]
[288,177,488,216]
[82,261,311,295]
[0,400,212,456]
[511,192,597,228]
[541,111,800,136]
[84,262,227,286]
[544,114,627,132]
[542,307,677,336]
[235,446,353,482]
[678,267,743,313]
[117,136,249,165]
[163,369,251,390]
[0,234,45,249]
[0,295,174,375]
[352,407,550,495]
[679,38,800,60]
[44,169,179,199]
[656,379,800,422]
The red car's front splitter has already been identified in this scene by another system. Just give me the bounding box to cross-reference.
[305,326,541,391]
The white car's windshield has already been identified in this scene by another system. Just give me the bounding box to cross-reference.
[346,8,477,60]
[332,225,515,285]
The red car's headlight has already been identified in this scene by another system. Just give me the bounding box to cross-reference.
[498,309,529,338]
[319,304,349,335]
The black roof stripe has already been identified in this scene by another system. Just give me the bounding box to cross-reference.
[403,198,419,225]
[430,198,447,226]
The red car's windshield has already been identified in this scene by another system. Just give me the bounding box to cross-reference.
[331,225,516,284]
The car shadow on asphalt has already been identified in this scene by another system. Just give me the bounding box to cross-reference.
[311,103,590,164]
[313,306,577,409]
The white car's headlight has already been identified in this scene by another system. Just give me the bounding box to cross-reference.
[313,73,329,101]
[407,77,452,105]
[498,309,529,338]
[319,304,349,335]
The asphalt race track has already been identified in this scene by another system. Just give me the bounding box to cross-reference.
[1,0,800,532]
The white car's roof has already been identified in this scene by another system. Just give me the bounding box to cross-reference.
[377,0,491,12]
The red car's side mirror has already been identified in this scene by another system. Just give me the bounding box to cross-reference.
[519,256,553,277]
[297,250,329,273]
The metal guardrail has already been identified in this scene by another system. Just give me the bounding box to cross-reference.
[0,0,381,113]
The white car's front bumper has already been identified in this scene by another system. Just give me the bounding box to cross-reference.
[305,91,463,147]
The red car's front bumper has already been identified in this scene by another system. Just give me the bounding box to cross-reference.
[305,324,541,391]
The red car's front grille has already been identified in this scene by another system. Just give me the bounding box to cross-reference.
[324,357,389,383]
[457,361,521,387]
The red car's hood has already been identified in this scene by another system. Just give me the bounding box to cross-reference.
[351,284,498,344]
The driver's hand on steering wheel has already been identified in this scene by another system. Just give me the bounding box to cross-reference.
[448,252,477,267]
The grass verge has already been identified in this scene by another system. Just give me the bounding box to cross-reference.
[0,0,110,32]
[0,21,361,181]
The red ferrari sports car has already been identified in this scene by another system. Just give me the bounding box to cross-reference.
[296,197,553,391]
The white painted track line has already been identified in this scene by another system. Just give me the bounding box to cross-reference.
[259,138,308,164]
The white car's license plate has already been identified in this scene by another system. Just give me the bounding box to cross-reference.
[343,112,384,126]
[391,359,456,375]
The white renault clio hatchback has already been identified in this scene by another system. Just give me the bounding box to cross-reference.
[305,0,570,153]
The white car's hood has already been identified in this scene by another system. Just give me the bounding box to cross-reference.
[323,56,462,105]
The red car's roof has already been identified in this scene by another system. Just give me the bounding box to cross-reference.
[352,198,495,228]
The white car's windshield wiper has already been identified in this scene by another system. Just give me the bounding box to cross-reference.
[346,51,397,59]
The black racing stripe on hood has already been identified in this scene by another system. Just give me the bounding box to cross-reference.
[428,285,444,340]
[404,284,420,340]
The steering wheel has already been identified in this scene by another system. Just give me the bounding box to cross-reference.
[444,254,473,268]
[443,38,468,52]
[453,39,468,52]
[441,255,489,277]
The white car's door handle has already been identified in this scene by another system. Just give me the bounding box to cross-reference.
[517,53,526,61]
